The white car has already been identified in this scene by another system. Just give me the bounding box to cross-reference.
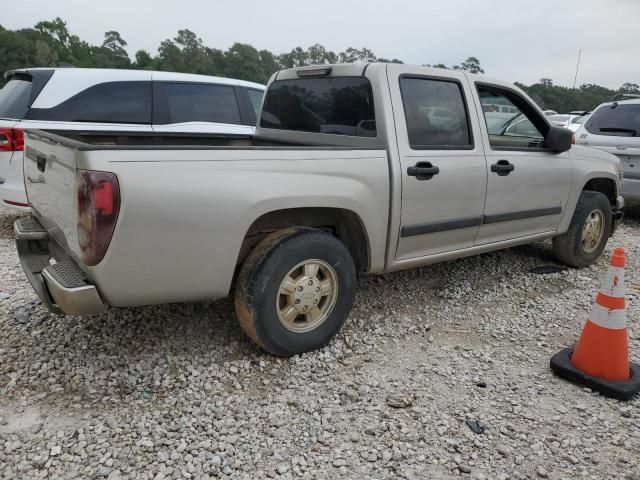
[0,68,265,211]
[547,114,581,128]
[567,114,589,132]
[574,99,640,201]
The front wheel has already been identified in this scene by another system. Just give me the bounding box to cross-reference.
[552,191,612,267]
[234,228,356,356]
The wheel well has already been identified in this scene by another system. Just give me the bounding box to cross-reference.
[583,178,616,205]
[238,208,370,273]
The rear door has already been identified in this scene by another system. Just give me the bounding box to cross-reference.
[387,65,488,260]
[152,81,255,135]
[471,83,570,244]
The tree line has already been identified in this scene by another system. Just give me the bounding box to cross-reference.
[1,18,638,113]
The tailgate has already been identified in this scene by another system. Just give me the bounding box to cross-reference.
[24,130,80,257]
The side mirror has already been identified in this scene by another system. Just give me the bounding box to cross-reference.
[545,126,573,153]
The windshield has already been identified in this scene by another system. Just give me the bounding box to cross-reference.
[585,103,640,137]
[572,116,587,124]
[0,78,32,119]
[261,77,376,137]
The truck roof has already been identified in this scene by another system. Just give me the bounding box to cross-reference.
[274,62,527,94]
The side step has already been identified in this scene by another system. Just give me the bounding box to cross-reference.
[14,216,48,240]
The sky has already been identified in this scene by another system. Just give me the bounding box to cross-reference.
[2,0,639,89]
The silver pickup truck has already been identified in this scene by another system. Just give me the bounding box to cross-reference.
[15,63,623,355]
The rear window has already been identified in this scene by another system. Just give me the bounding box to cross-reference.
[261,77,376,137]
[0,79,32,119]
[27,81,152,124]
[585,103,640,137]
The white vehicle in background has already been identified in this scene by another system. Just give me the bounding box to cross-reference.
[0,68,265,211]
[574,99,640,201]
[567,113,589,132]
[543,110,558,116]
[547,114,580,128]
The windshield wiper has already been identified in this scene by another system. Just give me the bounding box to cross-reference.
[599,127,637,136]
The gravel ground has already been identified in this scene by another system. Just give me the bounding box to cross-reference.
[0,204,639,480]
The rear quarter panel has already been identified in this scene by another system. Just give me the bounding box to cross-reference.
[79,148,390,307]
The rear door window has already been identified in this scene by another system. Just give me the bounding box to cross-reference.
[26,81,152,124]
[400,77,473,149]
[261,77,376,137]
[154,82,242,125]
[0,79,32,119]
[585,103,640,137]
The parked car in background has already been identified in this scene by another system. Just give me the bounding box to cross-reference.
[547,114,580,128]
[567,113,589,132]
[543,110,558,116]
[15,63,623,356]
[574,99,640,201]
[0,68,265,211]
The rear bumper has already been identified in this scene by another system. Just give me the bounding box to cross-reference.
[14,216,105,316]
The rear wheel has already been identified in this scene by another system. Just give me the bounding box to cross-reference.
[235,228,356,356]
[553,191,612,267]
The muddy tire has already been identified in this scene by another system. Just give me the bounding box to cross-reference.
[234,228,356,356]
[552,191,612,267]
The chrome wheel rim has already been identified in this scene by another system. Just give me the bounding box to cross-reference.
[581,209,605,253]
[276,259,338,333]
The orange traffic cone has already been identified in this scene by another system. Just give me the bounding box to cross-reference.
[550,247,640,400]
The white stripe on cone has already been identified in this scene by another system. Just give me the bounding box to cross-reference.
[589,303,627,330]
[599,266,625,298]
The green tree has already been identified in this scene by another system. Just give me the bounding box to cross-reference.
[619,82,640,94]
[101,31,130,68]
[338,47,377,63]
[134,50,155,69]
[460,56,483,74]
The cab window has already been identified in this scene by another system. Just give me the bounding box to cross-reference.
[477,85,548,150]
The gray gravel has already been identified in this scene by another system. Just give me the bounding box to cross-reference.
[1,204,639,480]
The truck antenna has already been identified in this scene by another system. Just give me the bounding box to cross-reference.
[572,49,582,89]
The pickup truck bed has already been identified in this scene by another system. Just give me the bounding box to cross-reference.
[16,62,623,355]
[21,129,389,311]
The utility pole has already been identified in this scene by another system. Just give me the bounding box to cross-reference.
[572,49,582,89]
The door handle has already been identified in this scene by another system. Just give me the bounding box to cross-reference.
[407,161,440,180]
[491,160,514,176]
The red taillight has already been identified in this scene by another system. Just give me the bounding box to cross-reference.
[571,134,576,145]
[76,170,120,266]
[0,128,24,152]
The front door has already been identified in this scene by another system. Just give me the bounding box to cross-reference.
[472,84,571,245]
[387,66,488,261]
